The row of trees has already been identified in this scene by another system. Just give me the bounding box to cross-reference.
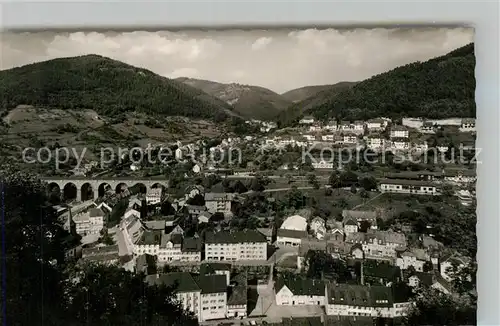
[1,168,199,326]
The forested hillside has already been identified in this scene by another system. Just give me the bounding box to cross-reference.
[278,43,475,126]
[0,54,237,121]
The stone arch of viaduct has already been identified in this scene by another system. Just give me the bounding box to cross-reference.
[41,178,169,202]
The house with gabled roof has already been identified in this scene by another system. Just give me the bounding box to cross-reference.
[275,277,326,306]
[325,283,412,318]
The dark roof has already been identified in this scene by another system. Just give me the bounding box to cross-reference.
[205,229,267,244]
[277,228,308,239]
[136,230,162,246]
[89,207,105,217]
[275,277,325,296]
[181,237,202,252]
[195,274,227,294]
[146,272,200,292]
[200,262,232,276]
[342,210,377,221]
[326,284,393,307]
[227,273,248,306]
[363,260,401,280]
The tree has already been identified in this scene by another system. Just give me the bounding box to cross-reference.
[1,169,200,326]
[359,220,371,233]
[307,173,320,189]
[350,184,357,194]
[359,176,378,191]
[359,189,369,199]
[63,264,199,326]
[328,171,340,187]
[403,288,476,326]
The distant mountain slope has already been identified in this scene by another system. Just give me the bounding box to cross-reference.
[175,77,291,120]
[279,43,475,127]
[281,83,356,103]
[0,54,238,121]
[277,82,357,126]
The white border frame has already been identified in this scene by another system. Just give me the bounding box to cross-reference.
[1,1,499,325]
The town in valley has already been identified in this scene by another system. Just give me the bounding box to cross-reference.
[1,28,477,326]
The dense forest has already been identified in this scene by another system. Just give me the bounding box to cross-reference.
[0,168,199,326]
[0,54,236,121]
[278,43,476,126]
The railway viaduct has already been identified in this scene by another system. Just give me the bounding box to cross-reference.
[40,177,169,202]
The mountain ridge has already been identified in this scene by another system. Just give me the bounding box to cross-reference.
[277,43,475,126]
[0,54,240,122]
[175,77,291,120]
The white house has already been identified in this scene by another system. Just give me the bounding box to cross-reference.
[322,134,335,142]
[299,116,315,125]
[325,284,412,318]
[204,193,234,215]
[367,136,386,150]
[390,138,410,151]
[309,217,327,240]
[309,124,323,132]
[390,125,409,139]
[345,230,407,259]
[420,121,436,134]
[73,208,104,236]
[175,147,184,160]
[204,230,267,261]
[443,170,476,185]
[146,188,162,205]
[379,179,441,196]
[326,120,338,131]
[343,134,358,144]
[459,118,476,132]
[343,219,358,235]
[353,121,365,134]
[303,134,316,142]
[192,164,202,174]
[275,277,325,306]
[396,248,430,272]
[366,118,386,131]
[440,252,470,282]
[312,160,334,170]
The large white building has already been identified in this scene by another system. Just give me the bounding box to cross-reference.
[204,230,267,261]
[325,284,412,318]
[280,214,307,231]
[275,277,326,306]
[379,179,441,196]
[73,207,105,236]
[277,214,308,247]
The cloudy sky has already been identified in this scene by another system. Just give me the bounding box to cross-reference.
[1,27,473,93]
